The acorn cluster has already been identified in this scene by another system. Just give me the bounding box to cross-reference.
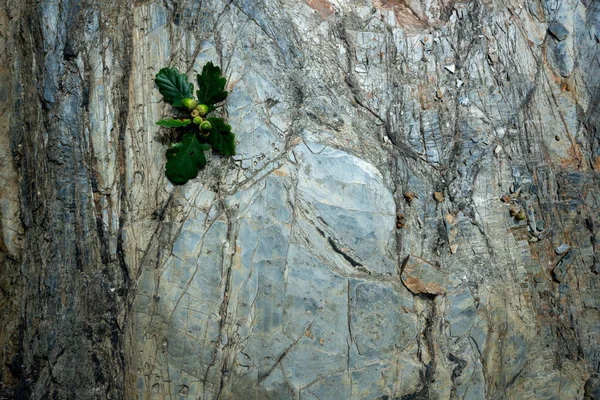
[182,98,212,135]
[154,63,235,185]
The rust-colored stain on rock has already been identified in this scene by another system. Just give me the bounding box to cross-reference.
[403,276,445,294]
[305,0,335,19]
[373,0,428,29]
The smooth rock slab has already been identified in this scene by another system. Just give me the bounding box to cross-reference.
[349,280,416,358]
[293,142,397,275]
[223,142,405,397]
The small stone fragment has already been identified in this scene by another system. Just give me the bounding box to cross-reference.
[319,338,324,346]
[459,96,470,106]
[445,64,456,73]
[488,52,499,64]
[433,191,445,203]
[555,243,570,255]
[494,145,502,157]
[401,255,449,295]
[548,21,569,41]
[450,244,458,254]
[501,194,511,203]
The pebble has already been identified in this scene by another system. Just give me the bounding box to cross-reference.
[555,243,570,255]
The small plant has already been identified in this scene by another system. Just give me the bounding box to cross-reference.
[154,62,235,185]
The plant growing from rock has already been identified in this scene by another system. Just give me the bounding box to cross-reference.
[154,62,235,185]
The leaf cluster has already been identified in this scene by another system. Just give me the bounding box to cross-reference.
[154,62,235,185]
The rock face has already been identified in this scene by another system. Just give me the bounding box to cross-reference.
[1,0,600,399]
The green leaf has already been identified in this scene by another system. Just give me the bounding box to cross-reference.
[156,118,191,128]
[204,117,235,156]
[196,62,228,113]
[155,68,194,109]
[165,132,210,185]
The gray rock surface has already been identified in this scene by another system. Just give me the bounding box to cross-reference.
[1,0,600,399]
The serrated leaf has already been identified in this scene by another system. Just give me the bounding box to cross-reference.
[204,117,235,156]
[155,68,194,109]
[196,62,228,113]
[156,118,191,128]
[165,132,210,185]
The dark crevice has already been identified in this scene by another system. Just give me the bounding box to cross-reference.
[410,298,437,400]
[212,186,238,399]
[116,71,132,291]
[314,224,367,271]
[327,237,364,268]
[112,6,135,396]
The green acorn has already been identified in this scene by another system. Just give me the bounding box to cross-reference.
[516,210,526,221]
[196,104,209,117]
[181,98,198,111]
[200,120,212,132]
[193,116,203,125]
[191,109,200,118]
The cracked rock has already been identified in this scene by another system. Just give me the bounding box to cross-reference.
[1,0,599,398]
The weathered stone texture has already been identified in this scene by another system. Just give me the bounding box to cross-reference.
[1,0,600,399]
